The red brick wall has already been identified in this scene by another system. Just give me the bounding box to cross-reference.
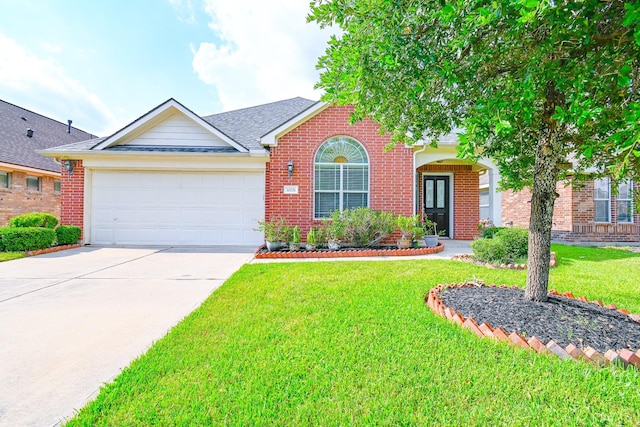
[0,171,61,226]
[265,105,414,239]
[502,179,640,242]
[416,164,480,240]
[60,160,84,233]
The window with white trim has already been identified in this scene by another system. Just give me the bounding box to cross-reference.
[54,179,61,192]
[594,178,610,222]
[617,179,633,223]
[26,175,41,191]
[314,136,369,218]
[0,172,9,189]
[479,189,490,220]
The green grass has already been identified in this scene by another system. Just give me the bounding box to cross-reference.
[67,244,640,426]
[0,252,25,262]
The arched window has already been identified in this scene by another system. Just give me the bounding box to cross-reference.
[314,136,369,218]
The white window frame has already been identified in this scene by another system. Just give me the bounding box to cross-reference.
[594,178,611,223]
[617,179,634,223]
[26,175,41,192]
[0,171,9,189]
[313,136,370,219]
[53,179,62,193]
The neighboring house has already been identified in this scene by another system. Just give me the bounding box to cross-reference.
[502,178,639,242]
[0,100,96,225]
[41,98,500,246]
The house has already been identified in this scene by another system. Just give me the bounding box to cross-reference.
[41,97,502,246]
[0,100,96,225]
[41,96,638,245]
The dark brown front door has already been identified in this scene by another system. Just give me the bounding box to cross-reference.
[423,175,450,237]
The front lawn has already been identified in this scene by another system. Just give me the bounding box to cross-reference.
[67,244,640,426]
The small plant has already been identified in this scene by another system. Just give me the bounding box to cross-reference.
[396,214,424,241]
[477,219,494,231]
[337,207,396,247]
[421,215,444,236]
[291,226,301,244]
[482,226,507,239]
[256,217,291,242]
[306,227,318,245]
[494,227,529,261]
[470,238,508,263]
[56,225,82,245]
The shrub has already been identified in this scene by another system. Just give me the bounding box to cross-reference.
[332,208,396,247]
[471,238,507,263]
[495,227,529,261]
[482,226,506,239]
[0,227,56,252]
[8,212,59,229]
[256,217,291,242]
[56,225,82,245]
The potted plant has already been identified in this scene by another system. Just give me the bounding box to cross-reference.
[326,211,344,250]
[289,226,301,251]
[422,215,440,248]
[396,214,423,249]
[305,227,319,251]
[256,217,290,251]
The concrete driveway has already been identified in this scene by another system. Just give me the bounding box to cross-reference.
[0,246,254,427]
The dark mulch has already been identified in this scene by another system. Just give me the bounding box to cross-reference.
[440,286,640,353]
[256,245,415,255]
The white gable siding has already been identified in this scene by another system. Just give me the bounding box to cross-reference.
[125,114,230,147]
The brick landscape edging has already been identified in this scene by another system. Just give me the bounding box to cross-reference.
[26,244,81,257]
[255,242,445,259]
[426,283,640,369]
[451,252,557,270]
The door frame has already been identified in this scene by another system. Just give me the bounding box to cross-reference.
[421,172,454,238]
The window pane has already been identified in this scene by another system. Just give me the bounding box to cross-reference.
[343,192,367,210]
[594,178,609,199]
[479,190,490,206]
[26,176,40,191]
[425,181,434,208]
[595,200,610,222]
[315,136,367,164]
[315,192,339,218]
[315,165,339,191]
[480,206,490,219]
[436,180,445,208]
[618,180,631,200]
[0,172,8,188]
[618,201,633,223]
[54,179,61,192]
[344,165,367,191]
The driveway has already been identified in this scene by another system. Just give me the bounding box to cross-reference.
[0,246,254,427]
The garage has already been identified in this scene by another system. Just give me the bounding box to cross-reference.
[89,170,264,246]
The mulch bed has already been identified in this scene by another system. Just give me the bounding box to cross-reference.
[439,285,640,354]
[254,243,444,259]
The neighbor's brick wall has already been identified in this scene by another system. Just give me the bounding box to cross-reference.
[416,164,480,240]
[0,171,61,226]
[502,179,640,242]
[501,180,572,231]
[265,105,414,240]
[60,160,84,234]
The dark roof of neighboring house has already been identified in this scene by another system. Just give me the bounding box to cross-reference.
[203,97,318,151]
[0,99,97,172]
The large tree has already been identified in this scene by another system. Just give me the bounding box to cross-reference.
[309,0,640,301]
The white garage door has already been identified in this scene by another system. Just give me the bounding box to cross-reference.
[90,170,264,245]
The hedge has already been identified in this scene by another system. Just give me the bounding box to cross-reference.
[56,225,82,245]
[0,227,57,252]
[8,212,59,229]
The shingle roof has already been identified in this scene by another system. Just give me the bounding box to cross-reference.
[203,97,318,151]
[0,100,97,172]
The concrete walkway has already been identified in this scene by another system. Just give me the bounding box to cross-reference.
[0,246,254,427]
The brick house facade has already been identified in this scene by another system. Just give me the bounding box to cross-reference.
[0,172,61,225]
[502,179,640,242]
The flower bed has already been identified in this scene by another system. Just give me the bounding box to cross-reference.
[255,242,445,259]
[426,282,640,369]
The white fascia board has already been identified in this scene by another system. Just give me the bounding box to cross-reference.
[0,161,60,177]
[259,102,329,146]
[92,99,249,153]
[413,128,464,146]
[80,152,268,172]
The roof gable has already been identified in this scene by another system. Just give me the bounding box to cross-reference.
[92,99,249,153]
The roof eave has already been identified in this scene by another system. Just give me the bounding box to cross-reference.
[259,101,329,146]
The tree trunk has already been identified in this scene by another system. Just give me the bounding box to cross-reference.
[524,82,564,302]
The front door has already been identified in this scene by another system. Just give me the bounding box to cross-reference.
[423,175,450,237]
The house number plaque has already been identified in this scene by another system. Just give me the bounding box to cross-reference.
[283,185,299,194]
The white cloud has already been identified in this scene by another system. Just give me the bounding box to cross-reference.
[0,33,120,135]
[192,0,334,111]
[168,0,197,25]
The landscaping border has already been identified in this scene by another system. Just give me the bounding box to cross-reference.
[255,242,445,259]
[426,282,640,369]
[26,244,81,257]
[451,252,557,269]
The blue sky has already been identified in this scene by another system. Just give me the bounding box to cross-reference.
[0,0,334,135]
